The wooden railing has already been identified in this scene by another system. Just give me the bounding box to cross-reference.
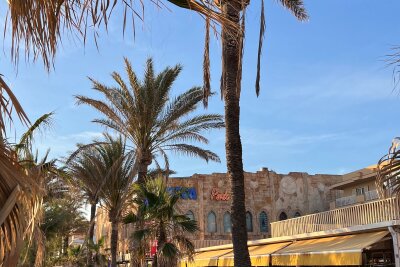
[271,197,400,237]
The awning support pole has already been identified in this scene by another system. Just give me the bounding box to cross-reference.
[389,226,400,267]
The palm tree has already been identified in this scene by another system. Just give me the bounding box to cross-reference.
[14,113,67,267]
[2,2,308,266]
[76,58,224,184]
[124,177,197,267]
[66,145,108,266]
[163,1,308,266]
[377,137,400,197]
[94,134,137,267]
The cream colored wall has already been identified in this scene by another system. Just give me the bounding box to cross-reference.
[342,180,377,197]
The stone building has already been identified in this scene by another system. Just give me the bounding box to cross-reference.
[185,165,400,267]
[167,168,341,247]
[94,167,342,262]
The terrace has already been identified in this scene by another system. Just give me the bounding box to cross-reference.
[271,196,400,238]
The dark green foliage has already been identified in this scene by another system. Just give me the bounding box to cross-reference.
[124,177,198,266]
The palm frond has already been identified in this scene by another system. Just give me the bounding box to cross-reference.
[0,76,30,133]
[203,17,211,107]
[165,143,221,163]
[78,58,223,180]
[255,0,265,96]
[16,112,54,156]
[278,0,309,21]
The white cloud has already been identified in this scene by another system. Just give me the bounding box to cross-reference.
[241,128,345,147]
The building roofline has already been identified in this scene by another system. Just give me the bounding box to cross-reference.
[330,165,378,190]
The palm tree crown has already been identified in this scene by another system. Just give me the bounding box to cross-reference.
[125,177,197,267]
[76,58,224,183]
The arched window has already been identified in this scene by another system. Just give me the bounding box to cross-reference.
[279,212,288,221]
[246,212,253,232]
[259,211,268,233]
[207,211,217,233]
[186,210,195,221]
[223,212,232,233]
[294,211,301,218]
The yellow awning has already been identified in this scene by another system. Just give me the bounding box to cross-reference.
[218,242,292,266]
[271,231,389,266]
[183,249,232,267]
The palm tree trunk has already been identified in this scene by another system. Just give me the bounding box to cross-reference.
[138,150,152,184]
[221,1,251,267]
[111,221,119,267]
[88,202,97,266]
[89,203,97,241]
[131,156,149,266]
[63,235,69,256]
[154,222,167,267]
[137,161,148,185]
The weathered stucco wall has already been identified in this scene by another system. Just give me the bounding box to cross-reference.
[168,168,341,241]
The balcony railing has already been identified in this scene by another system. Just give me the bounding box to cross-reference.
[271,197,400,238]
[335,190,380,208]
[365,190,379,201]
[335,195,356,207]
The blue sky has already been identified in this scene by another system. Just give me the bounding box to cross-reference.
[1,0,400,176]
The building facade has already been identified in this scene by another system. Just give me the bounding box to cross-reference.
[167,168,341,246]
[94,167,342,260]
[95,165,400,266]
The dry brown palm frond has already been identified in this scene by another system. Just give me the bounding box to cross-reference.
[236,0,246,99]
[0,139,42,267]
[202,16,211,107]
[0,78,39,267]
[4,0,236,70]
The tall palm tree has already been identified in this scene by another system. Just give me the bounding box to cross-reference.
[164,1,308,266]
[66,145,108,266]
[124,177,197,267]
[94,134,137,267]
[76,58,224,184]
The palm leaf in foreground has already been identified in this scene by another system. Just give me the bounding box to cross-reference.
[0,77,38,267]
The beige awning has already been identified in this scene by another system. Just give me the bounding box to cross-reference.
[218,242,292,266]
[271,231,389,266]
[183,248,232,267]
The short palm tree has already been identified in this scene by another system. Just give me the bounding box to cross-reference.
[15,113,66,267]
[377,137,400,197]
[95,134,137,267]
[124,177,197,267]
[66,144,109,266]
[76,58,224,184]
